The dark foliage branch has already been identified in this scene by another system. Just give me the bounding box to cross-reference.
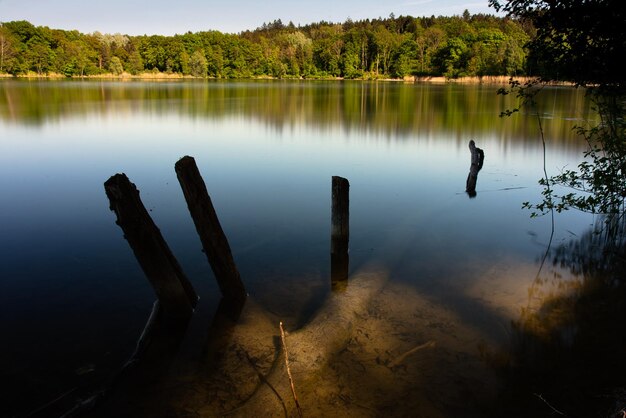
[489,0,626,87]
[491,0,626,219]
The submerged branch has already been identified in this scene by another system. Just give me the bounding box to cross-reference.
[280,321,302,417]
[387,340,436,368]
[533,393,567,416]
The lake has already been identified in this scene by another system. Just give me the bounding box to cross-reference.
[0,79,614,417]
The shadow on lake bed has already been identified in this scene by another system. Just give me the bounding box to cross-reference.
[33,216,626,417]
[484,218,626,417]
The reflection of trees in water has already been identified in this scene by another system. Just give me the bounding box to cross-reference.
[0,80,592,146]
[488,218,626,417]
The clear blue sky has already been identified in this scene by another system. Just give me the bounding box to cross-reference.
[0,0,502,35]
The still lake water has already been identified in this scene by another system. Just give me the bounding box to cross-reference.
[0,79,602,416]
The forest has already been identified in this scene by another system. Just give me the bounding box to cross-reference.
[0,12,534,79]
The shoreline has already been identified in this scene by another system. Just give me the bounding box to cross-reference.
[0,72,573,86]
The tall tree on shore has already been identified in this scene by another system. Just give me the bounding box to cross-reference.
[312,25,344,76]
[0,24,17,73]
[189,49,208,77]
[109,56,123,75]
[415,26,446,75]
[128,49,144,75]
[371,24,402,75]
[25,37,53,74]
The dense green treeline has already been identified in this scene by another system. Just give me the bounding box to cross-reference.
[0,12,533,79]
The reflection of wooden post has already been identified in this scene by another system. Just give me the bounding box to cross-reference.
[104,174,197,319]
[331,176,349,289]
[466,140,485,198]
[175,156,247,303]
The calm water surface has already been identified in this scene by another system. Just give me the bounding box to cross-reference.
[0,79,605,416]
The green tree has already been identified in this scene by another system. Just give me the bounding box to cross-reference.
[371,25,401,75]
[25,37,53,74]
[2,20,37,44]
[391,38,417,78]
[92,31,120,71]
[189,49,208,77]
[164,38,187,73]
[128,50,144,75]
[415,27,445,75]
[433,38,469,77]
[205,44,224,77]
[83,33,106,72]
[109,56,123,75]
[467,28,506,75]
[277,31,312,77]
[221,35,254,78]
[501,37,525,75]
[57,38,91,76]
[312,25,344,76]
[340,39,361,78]
[258,36,282,76]
[140,35,167,71]
[0,25,17,73]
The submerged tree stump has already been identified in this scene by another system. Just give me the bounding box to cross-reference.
[331,176,350,288]
[104,173,197,319]
[466,140,485,198]
[175,156,247,303]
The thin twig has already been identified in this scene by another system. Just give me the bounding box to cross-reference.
[534,393,567,416]
[280,321,303,417]
[387,340,436,368]
[26,387,78,417]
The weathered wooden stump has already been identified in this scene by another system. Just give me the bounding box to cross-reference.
[331,176,350,289]
[175,156,247,303]
[465,140,485,198]
[104,173,197,319]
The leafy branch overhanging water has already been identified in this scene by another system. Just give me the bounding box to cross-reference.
[499,79,626,226]
[490,0,626,225]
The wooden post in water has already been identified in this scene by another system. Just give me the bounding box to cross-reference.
[465,140,485,198]
[331,176,350,289]
[175,156,247,303]
[104,173,197,319]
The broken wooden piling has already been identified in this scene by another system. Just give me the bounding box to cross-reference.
[104,173,197,319]
[175,156,247,303]
[331,176,350,288]
[465,140,485,198]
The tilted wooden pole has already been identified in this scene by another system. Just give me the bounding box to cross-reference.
[104,173,197,319]
[175,156,247,303]
[331,176,350,288]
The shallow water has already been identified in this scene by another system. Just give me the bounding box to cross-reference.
[0,79,610,416]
